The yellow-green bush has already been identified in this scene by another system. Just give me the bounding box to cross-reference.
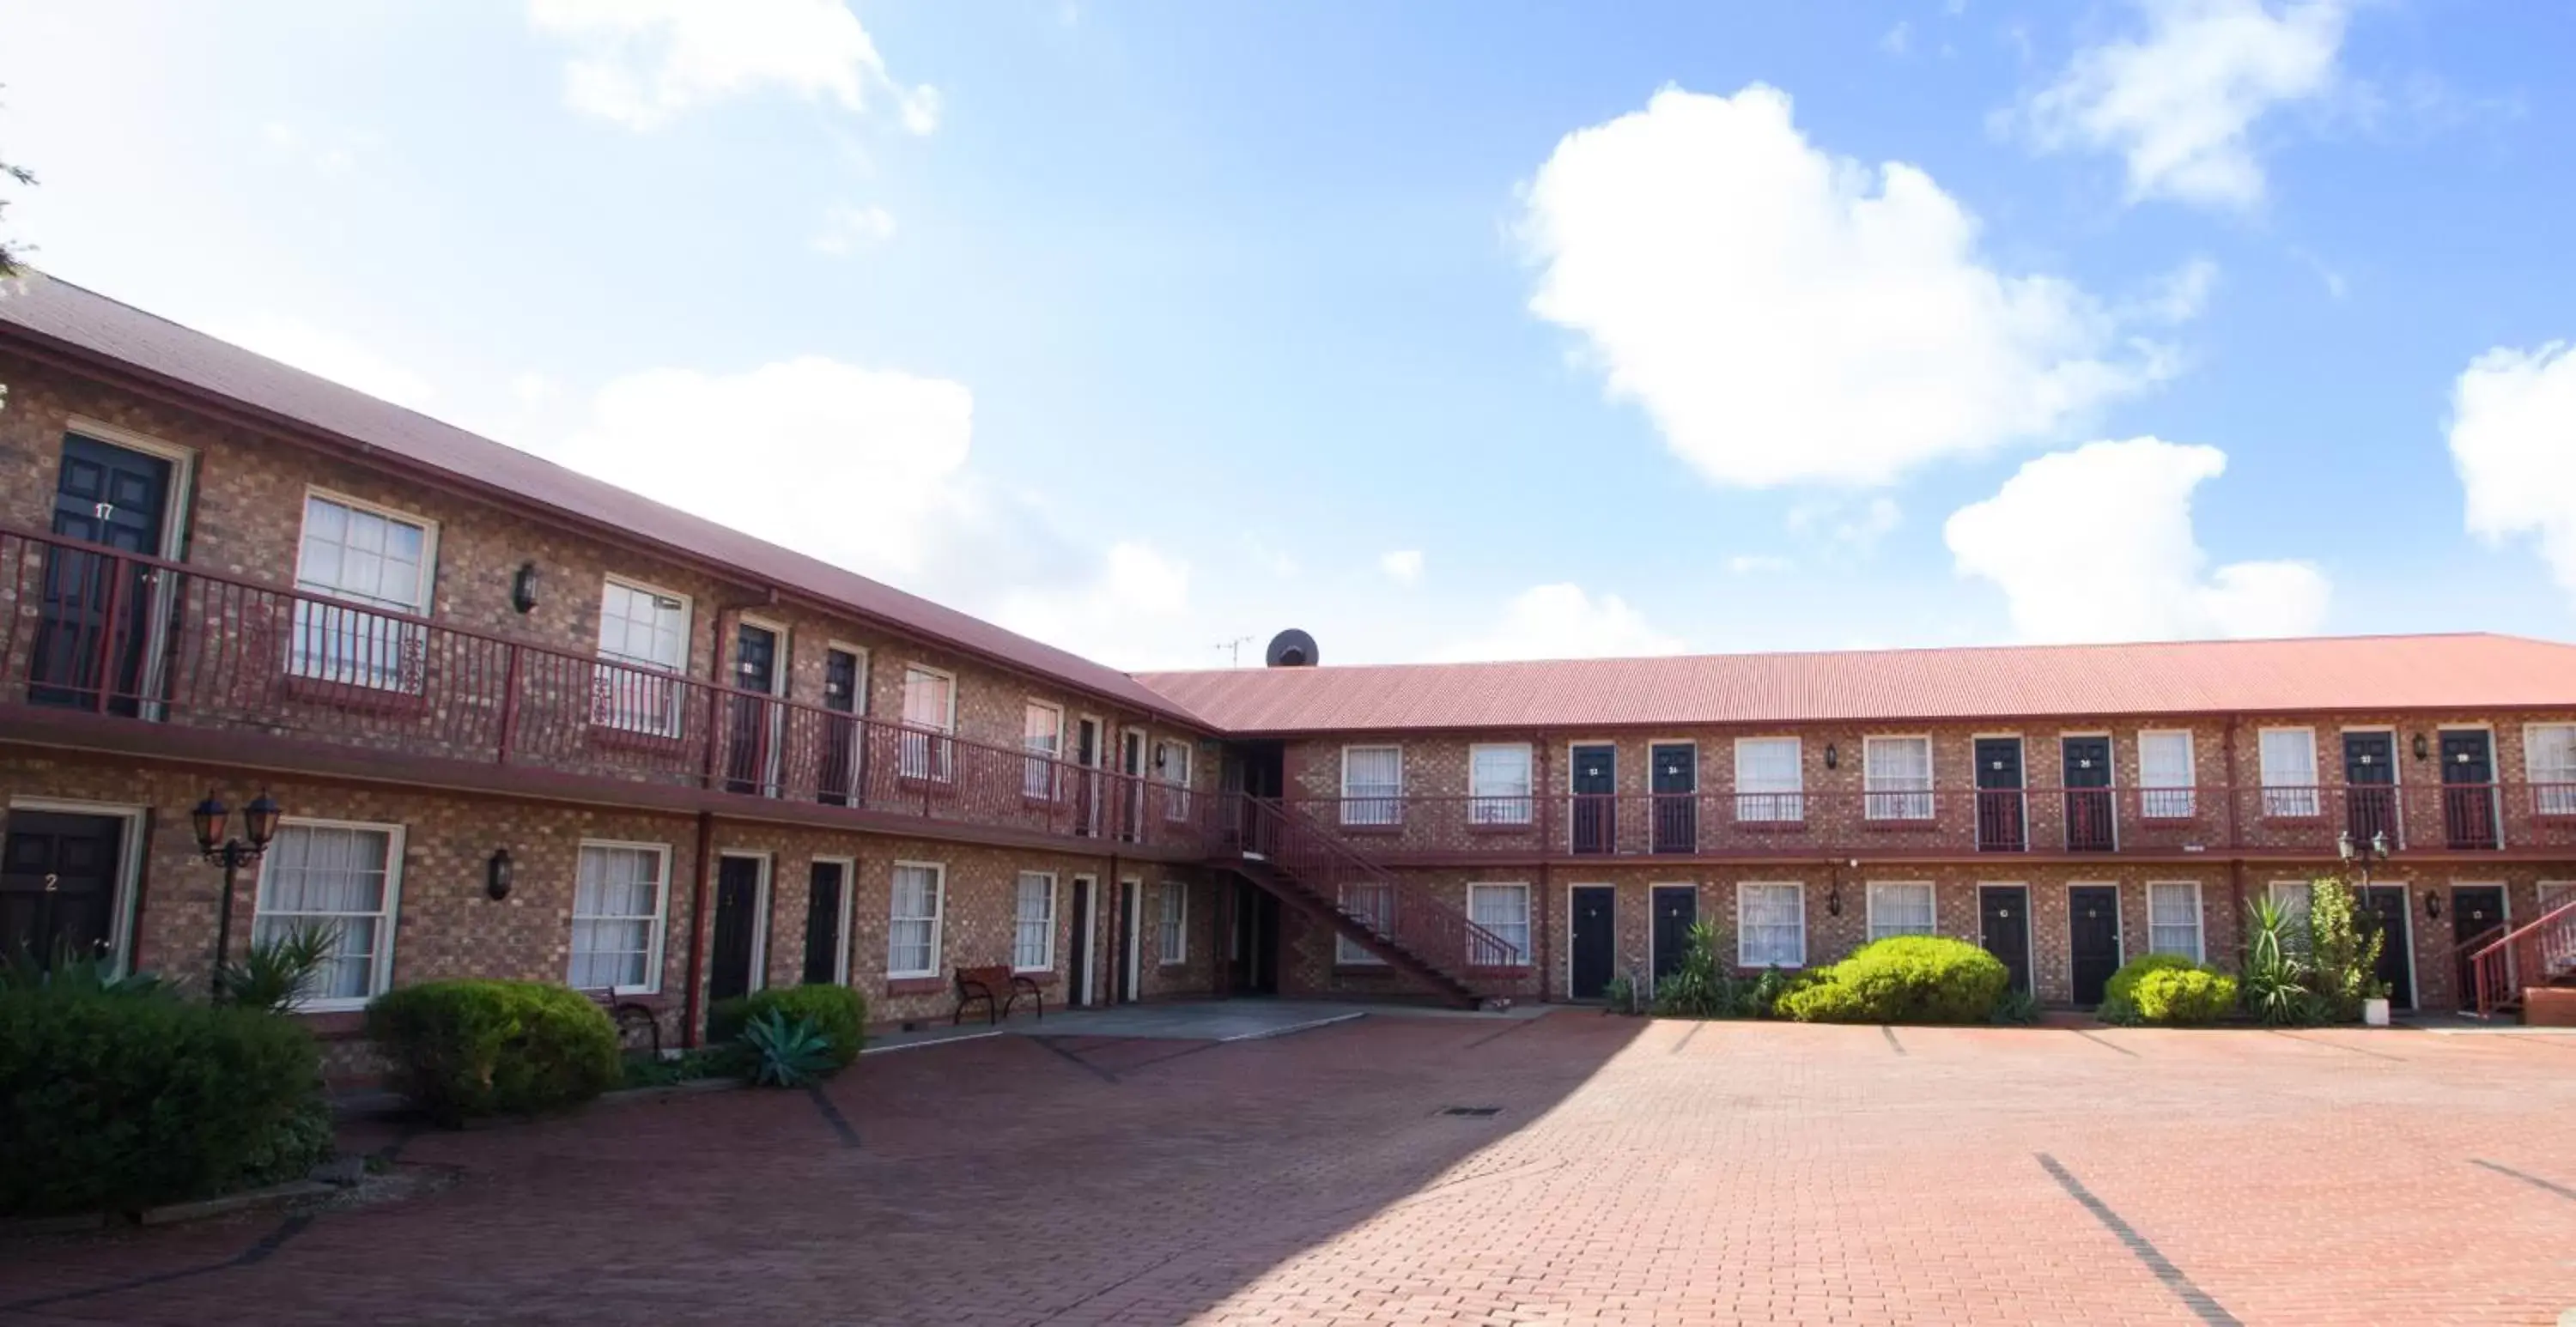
[1777,936,2009,1024]
[2129,966,2239,1026]
[367,980,618,1125]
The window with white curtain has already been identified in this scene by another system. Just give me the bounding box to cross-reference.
[1863,736,1934,821]
[1341,746,1402,827]
[1022,701,1063,799]
[1733,737,1805,821]
[1737,882,1807,967]
[1337,882,1394,963]
[592,579,691,736]
[291,493,434,691]
[1157,881,1188,963]
[252,821,402,1007]
[1468,744,1534,825]
[1865,882,1936,941]
[1156,740,1193,821]
[2266,880,2313,955]
[1467,883,1531,966]
[1013,872,1055,972]
[2528,725,2576,815]
[2540,881,2575,918]
[2148,882,2204,961]
[889,863,944,978]
[2259,729,2319,817]
[568,842,669,993]
[2138,731,2196,819]
[900,667,956,781]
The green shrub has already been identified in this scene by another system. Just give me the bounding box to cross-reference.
[2099,953,2198,1022]
[366,980,618,1125]
[0,990,326,1215]
[1777,936,2010,1024]
[2306,876,2386,1021]
[708,984,866,1070]
[2129,966,2239,1026]
[1989,987,2043,1026]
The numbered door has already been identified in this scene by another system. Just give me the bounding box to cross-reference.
[2439,731,2499,850]
[2068,885,2122,1006]
[1979,885,2032,996]
[724,624,781,796]
[2360,885,2415,1011]
[1649,885,1698,985]
[1570,885,1616,999]
[707,855,766,1003]
[1570,745,1616,855]
[1976,738,2026,852]
[0,811,126,970]
[1068,877,1096,1006]
[2342,732,2397,849]
[800,860,847,985]
[2451,885,2506,1009]
[2061,736,2114,851]
[31,436,172,712]
[1649,744,1698,854]
[818,648,862,807]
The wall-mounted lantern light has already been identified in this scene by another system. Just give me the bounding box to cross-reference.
[2412,733,2430,761]
[1823,743,1838,771]
[487,848,515,901]
[2422,888,2443,922]
[510,562,541,615]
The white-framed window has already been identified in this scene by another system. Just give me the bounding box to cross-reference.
[1341,745,1402,827]
[1013,871,1055,972]
[2259,728,2320,817]
[2148,882,2204,961]
[899,666,957,781]
[1022,700,1064,800]
[2528,724,2576,816]
[1863,736,1934,821]
[1337,881,1394,964]
[568,841,670,994]
[888,861,945,979]
[1156,739,1194,821]
[1468,743,1534,826]
[2540,881,2576,919]
[1865,882,1936,942]
[2265,880,2312,955]
[2137,730,2196,818]
[252,820,403,1008]
[290,490,435,691]
[1157,881,1188,964]
[591,577,692,736]
[1467,882,1531,966]
[1737,882,1807,968]
[1733,737,1805,821]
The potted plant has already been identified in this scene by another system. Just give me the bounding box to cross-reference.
[2361,976,2393,1027]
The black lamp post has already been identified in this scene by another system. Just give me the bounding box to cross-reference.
[194,790,282,997]
[2336,827,2391,889]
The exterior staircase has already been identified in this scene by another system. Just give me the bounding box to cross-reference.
[1212,795,1509,1009]
[2465,895,2576,1020]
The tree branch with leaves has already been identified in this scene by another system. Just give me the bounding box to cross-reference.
[1,87,34,279]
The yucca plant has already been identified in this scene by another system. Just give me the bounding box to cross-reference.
[0,939,172,998]
[739,1009,835,1088]
[2242,897,2322,1027]
[217,924,338,1014]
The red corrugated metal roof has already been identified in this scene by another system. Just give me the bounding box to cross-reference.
[1133,634,2576,733]
[0,275,1200,725]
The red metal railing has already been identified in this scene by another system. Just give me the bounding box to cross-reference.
[2468,895,2576,1017]
[1232,795,1517,979]
[0,525,1211,855]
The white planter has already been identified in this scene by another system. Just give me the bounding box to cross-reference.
[2362,997,2391,1027]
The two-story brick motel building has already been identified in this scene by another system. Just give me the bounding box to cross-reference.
[3,275,2573,1074]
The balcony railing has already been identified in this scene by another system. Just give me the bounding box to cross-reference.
[0,525,1212,855]
[1282,779,2576,861]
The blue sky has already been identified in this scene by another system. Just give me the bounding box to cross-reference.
[6,0,2575,670]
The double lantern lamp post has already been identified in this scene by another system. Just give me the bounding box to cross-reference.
[192,790,283,997]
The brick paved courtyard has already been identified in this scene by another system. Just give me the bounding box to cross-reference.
[5,1012,2575,1326]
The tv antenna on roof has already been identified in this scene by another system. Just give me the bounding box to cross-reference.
[1214,635,1255,668]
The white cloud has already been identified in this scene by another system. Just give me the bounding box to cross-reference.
[1378,549,1425,585]
[811,203,896,256]
[1725,554,1794,576]
[1522,84,2164,489]
[2018,0,2347,211]
[1881,21,1913,56]
[1788,496,1903,558]
[213,314,435,410]
[1944,437,2330,641]
[1432,584,1686,663]
[2449,342,2576,607]
[528,0,938,133]
[2140,257,2220,323]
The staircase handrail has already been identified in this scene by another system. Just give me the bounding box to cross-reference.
[1230,794,1519,975]
[2467,894,2576,1017]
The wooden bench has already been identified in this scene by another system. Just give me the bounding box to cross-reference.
[953,965,1043,1026]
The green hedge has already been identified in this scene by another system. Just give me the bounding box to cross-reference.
[366,980,618,1125]
[2103,953,2197,1012]
[1777,936,2010,1024]
[2130,966,2239,1026]
[709,984,866,1071]
[0,990,327,1215]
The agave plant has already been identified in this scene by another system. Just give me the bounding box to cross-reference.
[739,1009,836,1088]
[217,924,339,1014]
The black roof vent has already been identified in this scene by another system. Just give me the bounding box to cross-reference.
[1265,629,1318,668]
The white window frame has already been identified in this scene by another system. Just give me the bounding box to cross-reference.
[250,816,405,1010]
[1023,700,1066,801]
[1340,744,1403,827]
[568,839,671,996]
[591,575,694,737]
[1862,735,1935,821]
[1864,882,1937,942]
[2136,730,2197,819]
[1467,742,1535,826]
[1337,881,1394,964]
[289,488,438,692]
[1156,738,1194,821]
[1736,881,1807,969]
[2147,881,2205,963]
[899,665,958,783]
[2258,727,2320,817]
[887,860,946,979]
[1467,882,1533,966]
[1732,736,1805,822]
[1012,870,1057,973]
[1157,880,1188,965]
[2526,724,2576,817]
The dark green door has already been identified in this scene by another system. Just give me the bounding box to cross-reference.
[1571,885,1615,999]
[800,859,845,985]
[708,857,763,1003]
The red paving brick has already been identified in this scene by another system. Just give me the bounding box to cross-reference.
[4,1015,2575,1325]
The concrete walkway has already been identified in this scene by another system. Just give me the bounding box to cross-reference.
[863,997,1542,1053]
